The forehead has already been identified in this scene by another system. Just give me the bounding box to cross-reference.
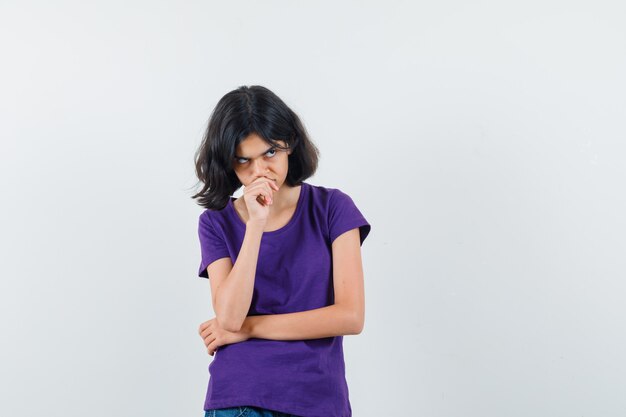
[236,133,271,150]
[236,133,286,153]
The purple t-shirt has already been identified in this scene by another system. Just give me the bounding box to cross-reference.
[197,181,371,417]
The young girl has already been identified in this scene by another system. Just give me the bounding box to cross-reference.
[193,85,371,417]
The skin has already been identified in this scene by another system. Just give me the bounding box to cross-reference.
[198,133,366,356]
[230,133,301,230]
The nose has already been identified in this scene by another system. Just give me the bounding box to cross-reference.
[251,159,269,177]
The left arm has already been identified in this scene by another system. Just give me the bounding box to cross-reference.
[199,228,365,354]
[241,227,365,339]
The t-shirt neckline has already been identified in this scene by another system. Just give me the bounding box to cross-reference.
[227,182,308,235]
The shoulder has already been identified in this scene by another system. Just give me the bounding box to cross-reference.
[198,202,231,230]
[305,182,352,208]
[198,209,216,230]
[199,207,220,222]
[200,196,233,217]
[306,182,370,245]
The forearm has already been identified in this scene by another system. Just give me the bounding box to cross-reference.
[241,304,361,340]
[215,221,264,331]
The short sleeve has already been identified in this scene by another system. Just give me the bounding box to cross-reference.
[328,189,371,246]
[197,211,231,279]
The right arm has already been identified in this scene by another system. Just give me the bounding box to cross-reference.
[208,220,265,332]
[205,177,278,332]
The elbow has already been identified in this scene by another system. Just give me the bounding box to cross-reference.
[215,313,245,333]
[222,322,243,333]
[351,317,364,335]
[348,310,364,335]
[224,321,243,333]
[214,300,246,332]
[337,304,364,335]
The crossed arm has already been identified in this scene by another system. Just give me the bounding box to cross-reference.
[199,228,366,353]
[242,303,361,340]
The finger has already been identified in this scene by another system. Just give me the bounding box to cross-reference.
[248,178,275,191]
[255,190,272,206]
[247,178,269,191]
[201,329,214,345]
[200,328,212,340]
[271,181,279,190]
[251,177,277,191]
[263,183,274,201]
[250,181,273,195]
[204,334,216,348]
[198,322,208,334]
[246,184,267,200]
[200,324,214,339]
[256,176,275,184]
[198,323,210,336]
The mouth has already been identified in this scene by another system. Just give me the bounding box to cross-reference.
[254,176,276,183]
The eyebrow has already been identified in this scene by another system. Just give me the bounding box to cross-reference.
[234,145,275,159]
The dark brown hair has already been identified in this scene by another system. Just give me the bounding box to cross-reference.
[191,85,320,210]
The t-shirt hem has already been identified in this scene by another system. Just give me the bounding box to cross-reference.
[330,220,371,246]
[198,252,231,278]
[204,397,348,417]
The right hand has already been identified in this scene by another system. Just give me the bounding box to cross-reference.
[242,177,280,224]
[198,317,251,356]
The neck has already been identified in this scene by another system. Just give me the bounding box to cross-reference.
[270,184,299,212]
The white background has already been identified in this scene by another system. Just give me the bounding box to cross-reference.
[1,1,625,416]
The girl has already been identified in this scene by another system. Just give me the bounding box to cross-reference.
[193,85,371,417]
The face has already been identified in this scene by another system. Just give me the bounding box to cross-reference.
[232,132,292,188]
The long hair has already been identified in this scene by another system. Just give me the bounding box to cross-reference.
[192,85,320,210]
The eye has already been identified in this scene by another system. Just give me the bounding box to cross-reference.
[266,148,277,157]
[235,157,248,164]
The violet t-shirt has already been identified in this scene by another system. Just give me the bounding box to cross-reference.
[196,181,371,417]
